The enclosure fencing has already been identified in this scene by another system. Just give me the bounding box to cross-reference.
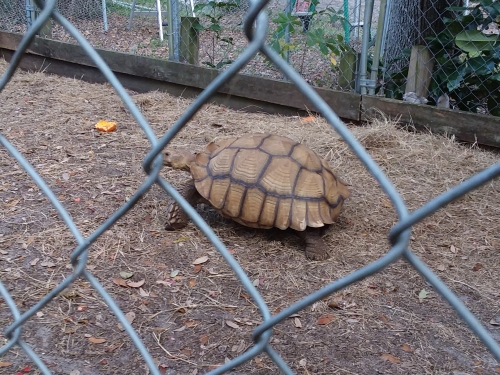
[1,0,500,374]
[381,0,500,116]
[2,1,498,115]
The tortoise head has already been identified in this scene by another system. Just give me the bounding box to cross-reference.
[164,149,197,171]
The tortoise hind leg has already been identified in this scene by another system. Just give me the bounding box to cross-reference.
[296,226,330,261]
[165,180,204,230]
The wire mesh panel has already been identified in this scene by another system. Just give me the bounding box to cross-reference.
[0,0,107,37]
[381,0,500,116]
[1,0,500,374]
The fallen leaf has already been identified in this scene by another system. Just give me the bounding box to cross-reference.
[139,287,149,297]
[174,325,186,332]
[317,314,335,325]
[193,265,202,273]
[381,353,401,364]
[36,311,44,317]
[381,196,392,208]
[299,358,307,366]
[127,279,145,288]
[450,245,456,253]
[437,264,445,271]
[174,236,190,243]
[472,263,483,271]
[346,318,359,323]
[31,258,39,266]
[185,320,200,328]
[77,305,87,312]
[226,320,240,329]
[6,199,19,207]
[181,348,192,357]
[402,343,413,352]
[240,292,251,300]
[254,358,263,367]
[88,337,106,344]
[125,311,136,324]
[0,362,13,367]
[120,271,134,279]
[200,334,209,346]
[189,279,196,287]
[252,279,260,287]
[113,278,129,287]
[418,289,428,302]
[192,255,209,265]
[232,340,246,353]
[490,318,499,326]
[105,343,122,352]
[170,269,180,277]
[328,300,341,309]
[300,116,315,124]
[294,317,302,328]
[41,261,56,267]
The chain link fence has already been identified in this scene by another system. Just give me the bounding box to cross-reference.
[381,0,500,116]
[0,0,378,89]
[1,1,499,114]
[1,0,500,374]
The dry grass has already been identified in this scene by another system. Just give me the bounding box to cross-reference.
[0,57,499,374]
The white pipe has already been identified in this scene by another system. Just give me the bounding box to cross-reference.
[157,0,163,41]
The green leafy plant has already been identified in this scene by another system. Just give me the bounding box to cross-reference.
[427,0,500,115]
[193,1,237,69]
[267,5,351,73]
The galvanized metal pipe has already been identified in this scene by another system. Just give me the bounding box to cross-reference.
[358,0,374,95]
[368,0,387,95]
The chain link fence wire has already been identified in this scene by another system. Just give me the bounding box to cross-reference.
[381,0,500,116]
[0,0,377,90]
[1,0,500,373]
[0,0,107,39]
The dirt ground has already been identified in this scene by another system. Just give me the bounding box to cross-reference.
[0,57,500,375]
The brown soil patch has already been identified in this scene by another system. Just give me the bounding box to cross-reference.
[1,58,499,374]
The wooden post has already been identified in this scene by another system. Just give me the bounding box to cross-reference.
[29,0,52,38]
[180,17,200,65]
[405,45,434,98]
[338,51,357,91]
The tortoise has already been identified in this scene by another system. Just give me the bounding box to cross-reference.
[163,133,350,260]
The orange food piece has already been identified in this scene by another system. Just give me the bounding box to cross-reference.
[95,120,117,132]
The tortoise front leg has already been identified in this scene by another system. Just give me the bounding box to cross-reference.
[296,226,330,261]
[165,180,202,230]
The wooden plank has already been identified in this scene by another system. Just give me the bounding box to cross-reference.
[0,48,337,118]
[0,31,361,120]
[405,45,434,98]
[361,96,500,148]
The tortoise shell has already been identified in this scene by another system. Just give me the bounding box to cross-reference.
[189,133,350,231]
